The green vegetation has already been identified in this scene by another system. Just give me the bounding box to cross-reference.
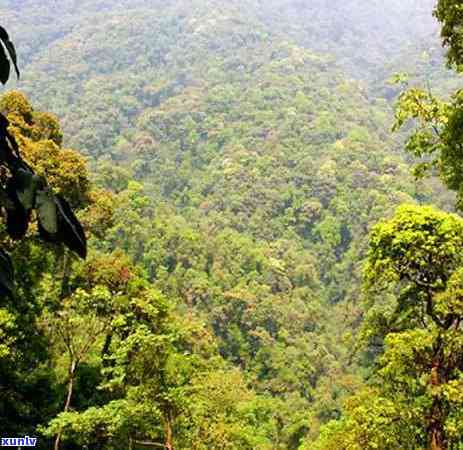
[311,205,463,449]
[0,0,462,449]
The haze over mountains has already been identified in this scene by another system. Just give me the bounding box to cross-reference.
[1,0,447,161]
[0,1,459,449]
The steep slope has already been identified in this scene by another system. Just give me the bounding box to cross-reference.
[257,0,439,77]
[0,1,456,447]
[3,0,443,154]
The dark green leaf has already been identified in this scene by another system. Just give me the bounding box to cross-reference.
[0,26,19,79]
[0,114,9,133]
[6,179,30,241]
[55,195,87,259]
[0,248,14,296]
[0,43,10,85]
[0,114,19,160]
[10,169,42,211]
[6,201,29,240]
[0,139,12,164]
[3,40,19,79]
[0,27,9,42]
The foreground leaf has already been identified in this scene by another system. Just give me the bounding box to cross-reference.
[36,188,58,235]
[0,248,14,296]
[55,195,87,259]
[0,26,19,80]
[0,43,10,85]
[6,202,29,240]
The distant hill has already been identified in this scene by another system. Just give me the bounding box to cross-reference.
[0,2,456,447]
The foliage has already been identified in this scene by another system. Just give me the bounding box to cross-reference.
[308,2,463,447]
[434,0,463,70]
[311,205,463,450]
[0,27,86,296]
[1,1,462,449]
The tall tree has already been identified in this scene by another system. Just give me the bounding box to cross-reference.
[311,205,463,450]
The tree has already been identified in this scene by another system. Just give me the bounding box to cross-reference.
[0,26,86,296]
[0,26,90,446]
[312,205,463,450]
[42,277,273,449]
[434,0,463,71]
[393,0,463,209]
[364,205,463,450]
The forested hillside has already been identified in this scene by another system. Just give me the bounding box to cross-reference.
[0,1,461,449]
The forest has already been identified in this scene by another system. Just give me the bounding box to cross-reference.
[0,0,462,449]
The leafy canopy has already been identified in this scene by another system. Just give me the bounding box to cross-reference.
[0,26,87,296]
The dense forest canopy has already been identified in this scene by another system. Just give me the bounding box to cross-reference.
[0,0,462,449]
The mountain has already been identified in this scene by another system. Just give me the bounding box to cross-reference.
[2,0,442,153]
[0,1,458,448]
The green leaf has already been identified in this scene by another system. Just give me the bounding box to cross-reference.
[5,201,29,240]
[0,43,10,85]
[0,248,14,296]
[0,26,19,80]
[55,195,87,259]
[36,188,58,234]
[5,181,30,240]
[0,114,19,161]
[9,169,42,212]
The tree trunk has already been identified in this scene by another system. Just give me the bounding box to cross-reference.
[430,431,445,450]
[428,361,447,450]
[54,360,76,450]
[429,402,446,450]
[164,411,174,450]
